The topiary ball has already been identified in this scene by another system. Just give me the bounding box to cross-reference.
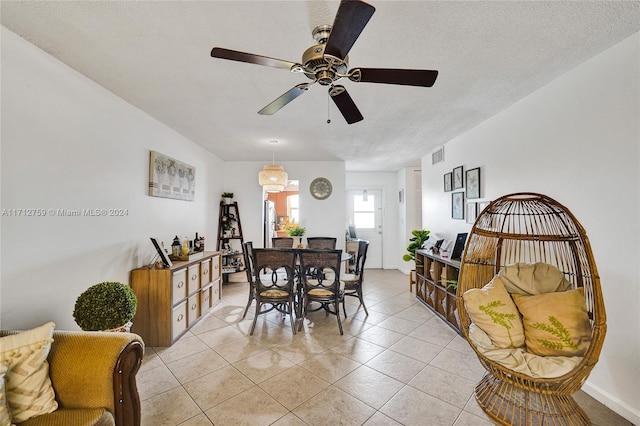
[73,281,138,331]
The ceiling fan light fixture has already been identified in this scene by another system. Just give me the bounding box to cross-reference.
[211,0,438,124]
[312,25,332,44]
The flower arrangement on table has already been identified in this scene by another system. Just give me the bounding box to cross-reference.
[286,224,306,248]
[286,224,305,236]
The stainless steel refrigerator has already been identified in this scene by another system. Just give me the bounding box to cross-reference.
[264,200,276,248]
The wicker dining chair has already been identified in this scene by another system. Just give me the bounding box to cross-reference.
[306,237,337,249]
[297,249,344,335]
[272,237,294,248]
[457,192,606,425]
[249,248,298,335]
[241,241,255,319]
[341,239,369,317]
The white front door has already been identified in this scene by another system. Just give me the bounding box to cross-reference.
[347,189,382,268]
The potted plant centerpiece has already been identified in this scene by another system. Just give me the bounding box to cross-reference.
[403,229,431,291]
[286,224,306,247]
[73,281,138,332]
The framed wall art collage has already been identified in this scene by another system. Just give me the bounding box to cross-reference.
[443,164,488,223]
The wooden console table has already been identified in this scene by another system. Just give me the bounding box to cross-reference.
[130,251,221,346]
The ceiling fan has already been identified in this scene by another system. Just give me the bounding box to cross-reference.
[210,0,438,124]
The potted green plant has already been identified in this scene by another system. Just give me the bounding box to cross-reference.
[286,224,305,236]
[402,229,431,263]
[286,224,306,247]
[221,213,235,237]
[442,279,458,293]
[403,229,431,291]
[222,192,234,205]
[73,281,138,331]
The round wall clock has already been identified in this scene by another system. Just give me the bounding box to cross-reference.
[310,177,332,200]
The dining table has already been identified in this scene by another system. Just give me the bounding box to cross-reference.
[257,247,351,327]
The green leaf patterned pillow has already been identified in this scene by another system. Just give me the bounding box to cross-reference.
[512,288,591,357]
[462,276,525,349]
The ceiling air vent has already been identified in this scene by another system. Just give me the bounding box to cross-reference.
[432,146,444,165]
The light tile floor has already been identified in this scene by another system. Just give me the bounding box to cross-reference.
[138,269,631,426]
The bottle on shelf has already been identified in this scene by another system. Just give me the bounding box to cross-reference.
[182,236,189,255]
[194,232,200,252]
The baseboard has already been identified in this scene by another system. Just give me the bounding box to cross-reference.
[398,265,412,275]
[582,381,640,425]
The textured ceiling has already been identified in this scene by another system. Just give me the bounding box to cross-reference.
[2,1,639,172]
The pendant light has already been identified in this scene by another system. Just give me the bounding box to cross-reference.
[258,140,288,193]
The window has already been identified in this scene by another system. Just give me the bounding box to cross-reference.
[353,194,374,228]
[287,194,299,224]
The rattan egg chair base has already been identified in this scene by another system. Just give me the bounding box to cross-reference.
[475,374,590,426]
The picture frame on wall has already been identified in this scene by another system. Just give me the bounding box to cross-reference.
[444,172,452,192]
[466,202,477,224]
[466,167,481,199]
[453,166,464,189]
[149,150,196,201]
[478,200,490,215]
[452,191,464,220]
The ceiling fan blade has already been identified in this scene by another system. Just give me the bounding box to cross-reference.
[258,83,312,115]
[350,68,439,87]
[211,47,299,71]
[324,0,375,62]
[329,85,363,124]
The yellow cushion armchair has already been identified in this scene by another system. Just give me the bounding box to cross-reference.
[1,329,144,426]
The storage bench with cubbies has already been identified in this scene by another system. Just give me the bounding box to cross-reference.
[415,249,461,333]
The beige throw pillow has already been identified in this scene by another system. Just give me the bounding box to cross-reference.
[499,263,572,295]
[512,289,591,357]
[462,276,525,348]
[0,322,58,423]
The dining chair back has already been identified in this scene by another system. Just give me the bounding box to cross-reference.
[249,248,298,335]
[306,237,337,250]
[342,239,369,317]
[272,237,294,248]
[241,241,255,318]
[297,249,344,335]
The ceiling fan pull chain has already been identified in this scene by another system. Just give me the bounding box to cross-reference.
[327,92,331,124]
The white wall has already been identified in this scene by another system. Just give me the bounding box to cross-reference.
[225,161,346,250]
[396,167,422,275]
[0,27,225,330]
[346,172,400,270]
[422,33,639,423]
